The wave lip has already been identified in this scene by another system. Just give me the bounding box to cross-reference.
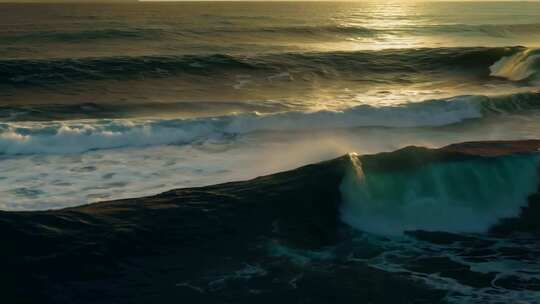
[340,146,540,236]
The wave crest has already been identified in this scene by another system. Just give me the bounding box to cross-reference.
[1,92,539,155]
[490,48,540,82]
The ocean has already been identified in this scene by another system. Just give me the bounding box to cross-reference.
[2,1,540,210]
[1,2,540,303]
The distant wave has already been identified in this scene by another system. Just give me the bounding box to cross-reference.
[213,22,540,37]
[341,149,540,235]
[3,22,539,44]
[185,24,378,37]
[0,101,288,122]
[0,47,523,86]
[1,92,539,155]
[260,24,376,36]
[5,22,537,43]
[242,23,540,38]
[0,28,163,43]
[0,25,374,44]
[412,23,540,37]
[0,54,257,86]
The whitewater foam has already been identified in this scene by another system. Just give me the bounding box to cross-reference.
[2,92,540,155]
[349,232,540,304]
[0,119,221,155]
[490,48,540,82]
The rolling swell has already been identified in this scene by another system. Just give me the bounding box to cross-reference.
[203,23,540,38]
[254,23,540,38]
[0,101,288,122]
[0,47,523,86]
[409,23,540,37]
[0,28,163,43]
[185,24,377,37]
[5,22,538,45]
[0,54,258,86]
[1,92,539,155]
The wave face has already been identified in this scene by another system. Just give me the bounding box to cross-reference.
[340,151,540,235]
[2,92,540,155]
[490,48,540,82]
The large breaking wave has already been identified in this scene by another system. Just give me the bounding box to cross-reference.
[340,148,540,235]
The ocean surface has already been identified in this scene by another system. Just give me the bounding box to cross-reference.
[2,1,540,210]
[2,2,540,303]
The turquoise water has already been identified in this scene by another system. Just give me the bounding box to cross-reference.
[341,153,540,235]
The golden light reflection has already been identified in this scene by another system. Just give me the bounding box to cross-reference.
[344,1,428,50]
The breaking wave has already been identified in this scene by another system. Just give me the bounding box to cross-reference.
[0,28,163,43]
[0,47,524,86]
[1,92,539,155]
[490,48,540,82]
[340,149,540,235]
